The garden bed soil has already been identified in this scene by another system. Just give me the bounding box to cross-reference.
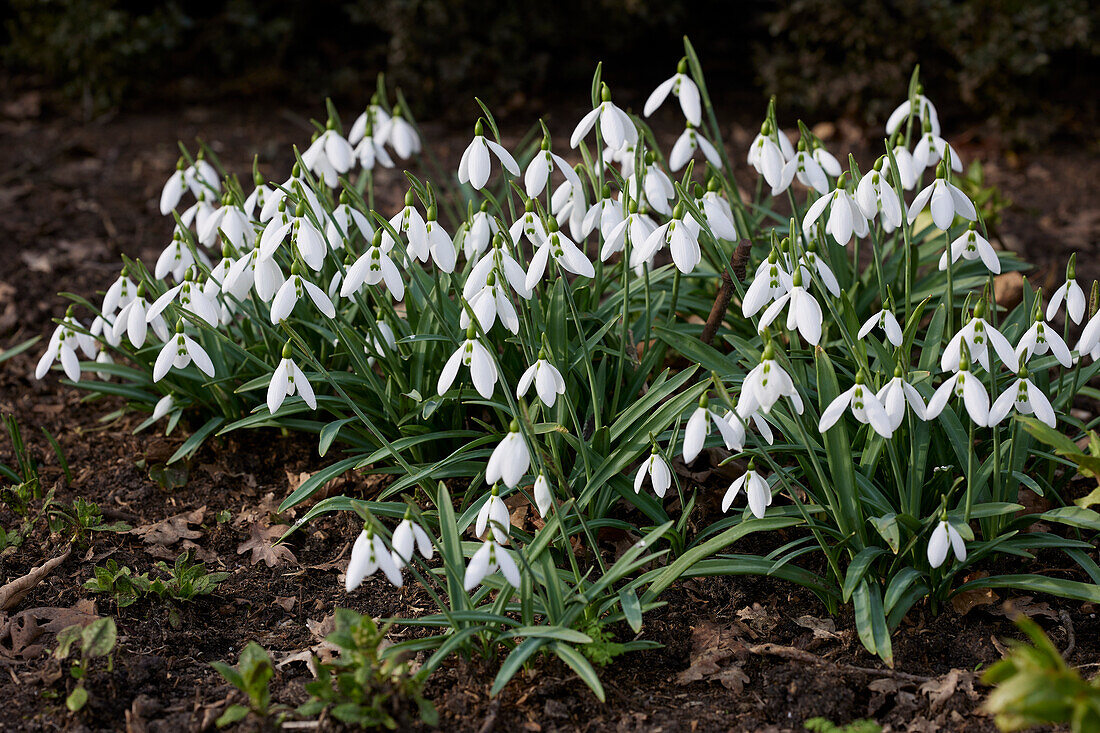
[2,89,1100,731]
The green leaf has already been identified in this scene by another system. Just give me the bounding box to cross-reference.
[955,575,1100,604]
[490,636,547,696]
[81,617,117,658]
[167,417,224,465]
[620,588,643,633]
[870,514,901,554]
[503,626,592,644]
[842,547,886,602]
[318,417,357,457]
[550,641,606,701]
[1039,507,1100,532]
[66,685,88,712]
[216,704,251,728]
[852,580,893,666]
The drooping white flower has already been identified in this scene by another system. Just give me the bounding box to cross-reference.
[151,394,175,422]
[626,159,675,217]
[818,371,894,438]
[747,121,793,189]
[634,451,672,498]
[346,526,402,591]
[389,193,427,259]
[876,370,928,433]
[669,125,722,172]
[486,424,530,489]
[113,284,169,348]
[302,126,355,187]
[913,127,962,174]
[858,307,904,347]
[270,270,336,324]
[146,273,221,329]
[437,333,498,398]
[886,93,940,137]
[812,144,842,178]
[802,176,868,246]
[722,462,772,518]
[942,304,1018,373]
[516,352,566,407]
[524,139,578,198]
[775,145,829,196]
[509,199,548,248]
[796,241,841,298]
[683,398,746,464]
[988,369,1056,428]
[635,204,702,274]
[927,519,965,569]
[855,165,904,233]
[461,276,520,335]
[1047,256,1086,325]
[408,206,456,273]
[459,120,520,190]
[475,486,511,543]
[882,145,919,190]
[267,345,317,414]
[391,514,434,569]
[349,100,391,146]
[925,347,989,427]
[643,60,702,125]
[581,186,625,242]
[699,183,738,241]
[571,84,637,152]
[533,474,553,517]
[35,312,95,382]
[377,107,421,159]
[461,208,497,261]
[524,219,595,291]
[258,198,327,272]
[465,236,531,300]
[223,247,286,303]
[101,272,136,316]
[197,198,254,250]
[908,167,976,231]
[154,232,198,282]
[342,232,405,301]
[152,322,216,382]
[160,156,219,215]
[938,225,999,274]
[1016,301,1073,368]
[736,343,805,416]
[603,204,657,262]
[743,250,793,317]
[758,268,823,345]
[326,197,374,249]
[551,175,588,240]
[464,539,521,591]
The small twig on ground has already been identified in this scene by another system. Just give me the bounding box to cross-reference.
[0,546,72,610]
[701,239,752,346]
[476,697,501,733]
[747,642,935,684]
[1060,609,1076,658]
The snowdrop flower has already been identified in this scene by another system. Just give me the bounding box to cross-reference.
[819,371,893,439]
[155,232,198,282]
[988,367,1056,428]
[743,249,793,317]
[510,198,549,248]
[886,92,940,137]
[634,450,672,498]
[699,180,738,241]
[461,273,519,335]
[346,525,402,591]
[796,239,840,298]
[325,195,374,249]
[342,231,405,301]
[1017,297,1073,368]
[259,198,327,271]
[877,367,928,433]
[811,143,842,179]
[353,125,394,171]
[775,141,829,195]
[913,122,962,174]
[747,121,792,190]
[160,156,219,215]
[180,192,217,239]
[267,343,317,414]
[582,185,625,241]
[349,99,391,146]
[550,175,587,241]
[603,201,657,262]
[475,485,511,543]
[927,519,965,569]
[197,197,253,250]
[260,165,325,223]
[409,206,456,273]
[223,246,286,303]
[737,343,805,416]
[486,422,530,488]
[925,344,989,426]
[858,305,904,347]
[669,125,722,172]
[151,394,175,422]
[533,474,553,517]
[722,461,771,518]
[464,539,521,591]
[462,203,498,259]
[636,203,702,274]
[942,302,1018,373]
[465,235,531,300]
[35,311,95,381]
[524,137,578,198]
[302,123,355,187]
[802,175,868,246]
[113,283,169,348]
[524,219,595,291]
[758,268,823,345]
[628,156,675,217]
[101,271,136,316]
[146,270,221,328]
[643,59,701,125]
[939,223,999,274]
[517,351,566,407]
[363,319,398,367]
[270,267,336,324]
[1047,255,1086,324]
[243,172,274,219]
[437,329,498,398]
[391,512,434,570]
[908,163,976,231]
[855,162,904,233]
[377,106,421,159]
[160,159,190,215]
[459,119,520,190]
[882,146,920,190]
[571,83,637,152]
[683,396,746,464]
[153,321,215,382]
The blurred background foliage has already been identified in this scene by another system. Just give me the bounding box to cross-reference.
[3,0,1097,143]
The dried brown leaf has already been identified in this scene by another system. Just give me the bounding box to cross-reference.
[129,507,206,547]
[236,522,297,568]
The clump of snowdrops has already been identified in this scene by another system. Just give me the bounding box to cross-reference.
[33,39,1100,687]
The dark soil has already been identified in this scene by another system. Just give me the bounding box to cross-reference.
[2,84,1100,732]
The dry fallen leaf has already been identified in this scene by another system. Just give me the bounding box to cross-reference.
[130,507,206,548]
[992,596,1058,621]
[794,614,840,640]
[0,600,99,659]
[676,621,748,690]
[950,586,998,616]
[737,603,778,635]
[918,669,973,712]
[237,522,298,567]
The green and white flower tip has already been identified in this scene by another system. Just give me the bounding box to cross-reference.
[683,394,745,464]
[1016,289,1073,368]
[743,246,793,318]
[1048,254,1085,325]
[517,350,566,407]
[438,326,498,399]
[459,119,520,191]
[1076,281,1100,359]
[913,116,962,175]
[758,265,823,345]
[570,82,637,152]
[635,202,702,274]
[819,369,894,439]
[927,518,965,569]
[643,57,702,126]
[669,124,722,173]
[302,121,355,187]
[802,173,869,247]
[485,422,530,489]
[525,216,595,292]
[476,483,512,544]
[876,364,927,433]
[464,537,521,591]
[346,523,402,592]
[160,154,219,216]
[269,265,336,324]
[736,341,804,417]
[886,89,940,138]
[634,448,672,498]
[858,303,904,348]
[343,229,404,301]
[988,365,1056,428]
[723,460,772,519]
[939,222,999,274]
[153,320,215,383]
[533,473,553,517]
[747,119,794,189]
[391,510,434,570]
[376,104,421,160]
[854,162,904,233]
[36,308,97,382]
[926,342,989,427]
[267,342,316,414]
[146,268,220,329]
[942,299,1018,374]
[907,159,976,231]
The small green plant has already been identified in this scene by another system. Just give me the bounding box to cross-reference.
[84,560,149,608]
[211,642,287,728]
[53,617,118,713]
[804,718,882,733]
[85,552,228,623]
[580,619,629,667]
[983,615,1100,732]
[47,497,130,543]
[299,608,437,729]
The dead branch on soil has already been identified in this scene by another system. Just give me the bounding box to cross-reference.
[701,239,752,346]
[747,642,934,683]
